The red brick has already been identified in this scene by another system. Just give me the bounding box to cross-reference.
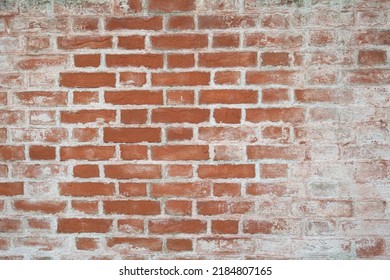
[117,219,144,234]
[166,127,193,141]
[346,70,390,85]
[14,200,66,214]
[165,200,192,216]
[58,36,112,49]
[243,219,299,234]
[0,111,25,125]
[197,237,254,254]
[245,33,303,48]
[0,219,22,233]
[0,182,24,196]
[213,33,240,48]
[212,220,239,234]
[28,218,51,230]
[246,71,298,85]
[149,219,206,234]
[60,182,115,197]
[119,72,147,86]
[213,183,241,197]
[60,73,116,88]
[119,183,147,197]
[214,108,241,124]
[167,165,193,178]
[214,71,241,85]
[199,127,256,142]
[247,145,305,160]
[11,163,67,179]
[73,17,99,31]
[152,72,210,86]
[167,16,195,30]
[261,52,290,66]
[166,239,192,251]
[151,34,208,50]
[29,146,56,160]
[0,94,6,106]
[306,220,337,236]
[12,128,67,143]
[72,201,99,214]
[105,90,163,105]
[354,30,390,45]
[29,111,55,125]
[152,108,209,123]
[197,201,228,215]
[104,127,161,143]
[104,200,160,215]
[262,126,290,142]
[16,55,67,70]
[200,90,257,104]
[199,52,257,67]
[120,145,148,160]
[106,54,163,68]
[117,35,145,50]
[199,15,256,29]
[151,182,211,198]
[61,146,115,161]
[356,11,386,26]
[227,200,253,214]
[246,108,305,123]
[310,51,339,65]
[73,91,99,104]
[166,90,194,105]
[198,164,255,179]
[309,108,339,122]
[295,89,353,104]
[15,91,67,107]
[262,88,289,103]
[72,128,98,142]
[261,164,288,178]
[0,74,23,88]
[292,200,353,217]
[62,110,115,124]
[74,54,100,67]
[309,30,336,46]
[167,54,195,68]
[14,236,66,251]
[294,52,304,66]
[152,145,209,160]
[26,36,50,51]
[214,145,245,161]
[307,70,337,85]
[0,166,7,178]
[76,238,98,251]
[73,165,99,178]
[355,161,388,183]
[114,0,143,13]
[0,238,8,250]
[0,146,24,160]
[106,238,162,251]
[358,50,387,65]
[356,238,385,258]
[262,13,289,28]
[149,0,195,12]
[58,218,112,233]
[104,164,161,179]
[106,17,163,30]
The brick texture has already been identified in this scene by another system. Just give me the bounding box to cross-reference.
[0,0,389,260]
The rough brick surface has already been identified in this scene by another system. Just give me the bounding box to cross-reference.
[0,0,389,260]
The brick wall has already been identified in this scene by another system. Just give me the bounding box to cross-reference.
[0,0,389,259]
